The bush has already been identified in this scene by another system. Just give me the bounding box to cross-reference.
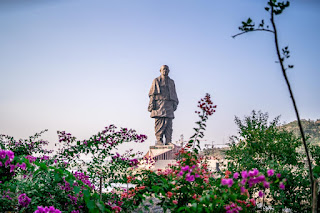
[226,110,311,212]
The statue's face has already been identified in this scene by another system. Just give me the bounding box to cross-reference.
[160,65,169,77]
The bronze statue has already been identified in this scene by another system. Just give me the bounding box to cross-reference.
[148,65,179,145]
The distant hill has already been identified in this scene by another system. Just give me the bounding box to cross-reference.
[201,119,320,159]
[281,119,320,145]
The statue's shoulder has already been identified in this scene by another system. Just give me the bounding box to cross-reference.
[152,76,161,84]
[168,76,175,84]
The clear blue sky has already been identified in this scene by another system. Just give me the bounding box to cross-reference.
[1,0,319,154]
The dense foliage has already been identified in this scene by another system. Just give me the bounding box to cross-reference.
[226,111,312,212]
[1,93,316,213]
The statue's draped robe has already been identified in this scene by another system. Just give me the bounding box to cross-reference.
[148,76,178,144]
[148,76,179,118]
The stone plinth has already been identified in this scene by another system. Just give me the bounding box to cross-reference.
[144,144,180,161]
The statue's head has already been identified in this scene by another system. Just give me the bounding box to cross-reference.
[160,65,170,77]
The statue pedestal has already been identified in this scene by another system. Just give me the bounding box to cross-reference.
[149,144,175,150]
[145,144,181,161]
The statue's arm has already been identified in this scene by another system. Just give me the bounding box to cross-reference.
[148,79,157,112]
[148,95,155,112]
[173,102,177,111]
[172,80,178,111]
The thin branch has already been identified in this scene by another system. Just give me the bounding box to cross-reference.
[232,29,274,38]
[270,0,314,194]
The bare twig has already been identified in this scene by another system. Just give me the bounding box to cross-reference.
[269,0,314,195]
[232,29,274,38]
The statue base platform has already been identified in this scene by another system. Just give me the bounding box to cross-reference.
[145,144,181,160]
[149,144,175,150]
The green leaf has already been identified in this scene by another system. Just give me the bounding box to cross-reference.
[74,186,81,194]
[313,166,320,178]
[83,189,91,198]
[96,201,105,212]
[54,173,62,182]
[230,194,237,201]
[87,199,95,210]
[39,163,48,170]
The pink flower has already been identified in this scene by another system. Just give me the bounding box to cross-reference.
[9,164,15,173]
[181,165,189,172]
[166,191,173,198]
[249,168,259,177]
[240,186,246,193]
[5,160,11,167]
[173,200,178,204]
[279,182,285,190]
[34,206,61,213]
[41,155,49,160]
[250,198,256,206]
[263,181,270,188]
[241,171,248,179]
[240,178,246,185]
[25,155,37,163]
[0,150,5,159]
[233,172,239,179]
[6,150,14,161]
[276,173,281,178]
[20,162,27,170]
[186,173,195,182]
[258,191,264,197]
[221,178,234,187]
[111,206,121,213]
[18,193,31,207]
[256,175,266,182]
[267,169,274,177]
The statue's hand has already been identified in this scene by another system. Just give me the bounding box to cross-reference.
[148,98,155,112]
[148,103,153,112]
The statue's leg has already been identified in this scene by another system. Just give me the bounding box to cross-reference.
[155,118,165,145]
[164,118,173,145]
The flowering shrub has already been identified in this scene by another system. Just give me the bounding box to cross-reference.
[0,130,53,156]
[187,93,217,151]
[226,111,312,212]
[0,125,147,212]
[0,93,305,213]
[54,125,146,188]
[125,93,220,212]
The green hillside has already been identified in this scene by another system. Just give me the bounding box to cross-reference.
[281,119,320,145]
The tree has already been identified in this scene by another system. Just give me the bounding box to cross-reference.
[232,1,316,210]
[226,111,311,212]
